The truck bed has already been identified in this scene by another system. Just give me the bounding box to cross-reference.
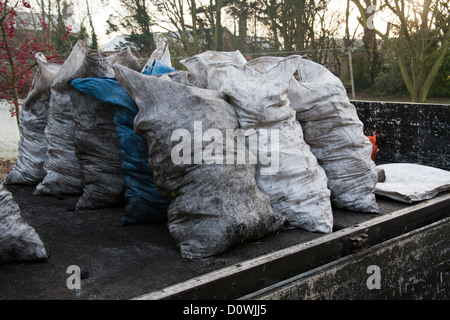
[1,182,448,300]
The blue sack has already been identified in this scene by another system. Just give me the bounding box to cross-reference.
[71,59,175,225]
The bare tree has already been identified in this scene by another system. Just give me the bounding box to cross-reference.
[150,0,188,33]
[344,0,360,49]
[226,0,254,52]
[30,0,74,56]
[352,0,450,102]
[85,0,98,49]
[256,0,343,58]
[106,0,156,57]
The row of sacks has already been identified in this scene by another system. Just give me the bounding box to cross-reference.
[6,41,170,226]
[4,40,379,260]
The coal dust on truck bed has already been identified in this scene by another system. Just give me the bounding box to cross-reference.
[0,184,449,300]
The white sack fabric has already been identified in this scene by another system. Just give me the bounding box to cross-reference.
[206,56,333,234]
[0,180,47,263]
[113,65,286,259]
[6,53,61,185]
[375,163,450,203]
[287,58,379,213]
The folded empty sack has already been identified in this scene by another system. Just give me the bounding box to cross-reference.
[375,163,450,203]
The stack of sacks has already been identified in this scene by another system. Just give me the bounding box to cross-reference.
[5,43,380,259]
[36,40,142,210]
[0,180,47,263]
[245,56,379,213]
[113,64,286,259]
[71,43,174,224]
[182,53,333,233]
[6,53,61,185]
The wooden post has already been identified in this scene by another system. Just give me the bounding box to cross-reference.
[349,48,356,100]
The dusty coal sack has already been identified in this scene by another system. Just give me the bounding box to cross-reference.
[68,88,125,210]
[70,77,169,224]
[69,64,172,222]
[206,56,333,234]
[113,65,286,259]
[113,102,169,224]
[180,50,248,89]
[0,180,47,263]
[244,56,379,213]
[67,47,142,210]
[6,53,62,185]
[166,70,207,89]
[35,40,89,196]
[286,58,379,213]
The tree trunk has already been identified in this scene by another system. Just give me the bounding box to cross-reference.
[351,0,449,103]
[362,0,379,84]
[213,0,223,51]
[190,0,199,50]
[238,4,248,53]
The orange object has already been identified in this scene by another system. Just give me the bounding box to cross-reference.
[367,135,380,161]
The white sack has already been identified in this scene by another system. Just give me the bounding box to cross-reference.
[6,53,61,185]
[181,50,247,89]
[206,56,333,234]
[0,180,47,263]
[113,65,286,259]
[143,40,172,71]
[284,58,379,213]
[375,163,450,203]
